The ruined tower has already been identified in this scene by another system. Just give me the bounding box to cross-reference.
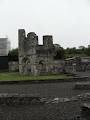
[43,35,53,48]
[18,29,63,75]
[18,29,38,75]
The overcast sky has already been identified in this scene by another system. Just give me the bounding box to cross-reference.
[0,0,90,49]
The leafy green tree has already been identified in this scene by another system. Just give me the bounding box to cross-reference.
[54,45,65,59]
[85,48,90,56]
[8,48,18,61]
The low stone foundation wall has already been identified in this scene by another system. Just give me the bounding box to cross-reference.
[0,93,90,119]
[81,103,90,120]
[8,62,19,72]
[0,94,42,105]
[74,82,90,90]
[0,92,90,105]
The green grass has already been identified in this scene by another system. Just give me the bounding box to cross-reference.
[0,72,72,81]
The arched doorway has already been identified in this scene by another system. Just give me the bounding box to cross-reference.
[22,56,31,74]
[39,60,46,73]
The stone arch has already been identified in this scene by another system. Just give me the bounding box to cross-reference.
[39,60,45,66]
[38,60,46,73]
[22,56,31,74]
[22,57,29,64]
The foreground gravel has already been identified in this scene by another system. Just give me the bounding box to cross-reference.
[0,81,89,119]
[0,101,82,120]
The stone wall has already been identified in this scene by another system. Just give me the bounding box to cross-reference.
[65,57,90,73]
[74,82,90,90]
[81,103,90,120]
[9,61,19,72]
[0,93,42,105]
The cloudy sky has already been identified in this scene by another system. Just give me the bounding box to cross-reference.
[0,0,90,49]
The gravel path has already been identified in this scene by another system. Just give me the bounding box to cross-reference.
[0,82,89,98]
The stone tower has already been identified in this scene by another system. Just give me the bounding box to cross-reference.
[18,29,38,75]
[43,35,53,48]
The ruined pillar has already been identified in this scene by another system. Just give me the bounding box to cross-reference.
[18,29,26,56]
[43,35,53,48]
[18,29,26,74]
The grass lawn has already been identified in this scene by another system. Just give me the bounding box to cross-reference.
[0,72,73,81]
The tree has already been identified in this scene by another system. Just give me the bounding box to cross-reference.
[8,48,18,61]
[54,45,65,60]
[85,47,90,56]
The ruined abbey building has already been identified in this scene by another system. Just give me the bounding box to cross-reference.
[18,29,64,75]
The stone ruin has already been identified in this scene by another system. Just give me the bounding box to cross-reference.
[81,103,90,120]
[18,29,64,75]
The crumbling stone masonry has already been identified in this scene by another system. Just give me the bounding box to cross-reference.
[18,29,64,75]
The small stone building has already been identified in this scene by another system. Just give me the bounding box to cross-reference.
[18,29,64,75]
[65,57,90,73]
